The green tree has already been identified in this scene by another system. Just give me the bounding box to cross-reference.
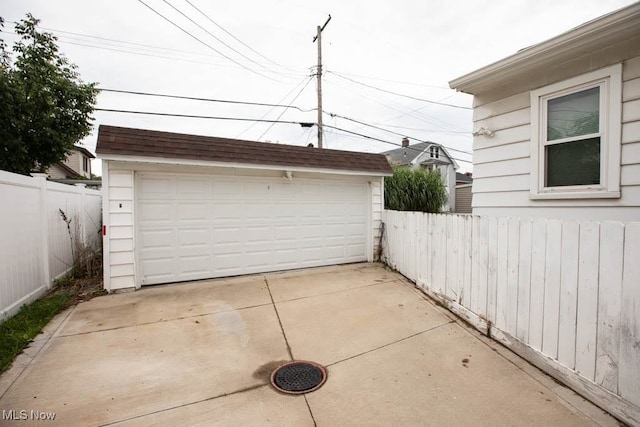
[384,167,448,213]
[0,14,98,175]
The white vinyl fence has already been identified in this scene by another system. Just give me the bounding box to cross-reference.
[0,171,102,320]
[383,210,640,426]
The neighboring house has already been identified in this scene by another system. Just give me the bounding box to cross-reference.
[96,125,392,292]
[383,138,459,212]
[47,146,95,179]
[455,172,473,213]
[455,172,472,185]
[449,3,640,222]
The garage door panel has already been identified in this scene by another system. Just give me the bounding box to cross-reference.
[176,177,209,196]
[178,227,210,246]
[136,173,368,285]
[177,203,209,221]
[138,176,174,197]
[139,203,175,222]
[139,228,174,249]
[212,203,242,220]
[179,254,211,275]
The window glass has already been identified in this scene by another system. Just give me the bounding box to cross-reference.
[545,137,600,187]
[547,86,599,141]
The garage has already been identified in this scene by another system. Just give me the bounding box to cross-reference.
[97,125,392,291]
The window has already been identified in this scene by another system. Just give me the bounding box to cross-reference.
[83,156,89,173]
[429,146,439,159]
[530,64,621,199]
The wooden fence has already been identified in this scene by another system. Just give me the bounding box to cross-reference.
[382,210,640,425]
[0,171,102,320]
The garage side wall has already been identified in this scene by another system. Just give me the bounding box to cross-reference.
[371,177,383,260]
[103,162,136,291]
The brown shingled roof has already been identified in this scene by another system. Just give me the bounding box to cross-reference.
[96,125,392,175]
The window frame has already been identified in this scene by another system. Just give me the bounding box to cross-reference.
[529,64,622,200]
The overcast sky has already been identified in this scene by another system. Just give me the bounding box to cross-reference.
[2,0,636,175]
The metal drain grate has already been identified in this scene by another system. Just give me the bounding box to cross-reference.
[270,361,327,394]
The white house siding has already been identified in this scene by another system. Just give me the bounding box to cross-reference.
[103,161,385,291]
[471,55,640,221]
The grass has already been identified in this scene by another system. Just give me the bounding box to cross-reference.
[0,289,72,373]
[0,263,105,374]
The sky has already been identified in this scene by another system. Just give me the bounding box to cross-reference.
[1,0,636,175]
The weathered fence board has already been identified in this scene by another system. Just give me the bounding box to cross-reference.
[382,210,640,425]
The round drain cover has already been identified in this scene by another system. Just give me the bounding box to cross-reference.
[270,361,327,394]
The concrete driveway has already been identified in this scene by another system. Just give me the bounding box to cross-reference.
[0,263,617,426]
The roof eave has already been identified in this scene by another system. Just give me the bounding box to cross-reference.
[449,3,640,95]
[97,153,393,177]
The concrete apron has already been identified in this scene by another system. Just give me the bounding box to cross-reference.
[0,263,617,426]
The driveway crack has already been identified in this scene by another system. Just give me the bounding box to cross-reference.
[263,277,294,361]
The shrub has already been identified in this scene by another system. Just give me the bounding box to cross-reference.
[384,167,447,213]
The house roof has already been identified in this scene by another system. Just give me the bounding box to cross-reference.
[383,142,459,170]
[449,2,640,95]
[73,145,95,159]
[53,161,83,179]
[96,125,392,175]
[456,172,472,183]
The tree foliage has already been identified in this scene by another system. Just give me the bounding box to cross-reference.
[384,167,448,213]
[0,14,98,175]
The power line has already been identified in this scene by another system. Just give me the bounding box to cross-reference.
[98,87,315,112]
[327,71,472,110]
[95,107,471,163]
[237,77,313,138]
[95,108,314,126]
[324,75,469,134]
[258,77,313,140]
[160,0,273,73]
[136,0,277,81]
[3,23,308,77]
[322,124,473,164]
[184,0,283,68]
[97,86,471,156]
[327,69,450,90]
[326,111,473,156]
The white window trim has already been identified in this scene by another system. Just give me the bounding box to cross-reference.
[529,64,622,200]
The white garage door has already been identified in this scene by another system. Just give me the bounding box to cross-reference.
[136,172,368,285]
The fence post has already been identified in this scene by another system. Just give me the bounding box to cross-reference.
[31,173,51,289]
[75,183,87,246]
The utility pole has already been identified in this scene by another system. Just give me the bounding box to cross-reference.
[313,15,331,149]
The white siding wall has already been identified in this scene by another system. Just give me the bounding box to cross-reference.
[471,55,640,221]
[371,177,383,259]
[103,164,135,291]
[103,161,385,290]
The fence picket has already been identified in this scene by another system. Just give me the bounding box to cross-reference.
[529,218,547,351]
[543,219,562,359]
[558,220,580,369]
[575,221,600,381]
[619,223,640,407]
[461,216,472,308]
[595,221,624,393]
[516,219,533,342]
[506,218,520,336]
[495,217,510,330]
[486,216,499,324]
